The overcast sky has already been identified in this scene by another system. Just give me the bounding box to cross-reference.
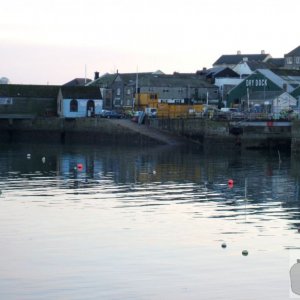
[1,0,299,85]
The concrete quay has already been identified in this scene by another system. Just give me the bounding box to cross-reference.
[0,116,298,152]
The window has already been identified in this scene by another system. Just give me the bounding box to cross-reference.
[117,88,121,96]
[296,57,300,64]
[70,99,78,112]
[286,57,293,64]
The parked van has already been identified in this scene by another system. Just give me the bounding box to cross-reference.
[145,107,157,117]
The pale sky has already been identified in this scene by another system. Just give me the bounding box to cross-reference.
[1,0,299,85]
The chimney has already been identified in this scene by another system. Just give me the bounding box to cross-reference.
[237,50,241,55]
[261,50,265,54]
[94,71,99,80]
[283,83,287,91]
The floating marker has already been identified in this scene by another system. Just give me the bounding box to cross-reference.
[77,163,83,170]
[242,250,248,256]
[27,153,31,159]
[221,242,227,248]
[42,157,46,163]
[228,179,234,188]
[153,170,156,175]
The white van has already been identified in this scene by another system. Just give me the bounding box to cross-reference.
[145,108,157,117]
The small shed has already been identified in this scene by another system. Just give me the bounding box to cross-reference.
[58,86,103,118]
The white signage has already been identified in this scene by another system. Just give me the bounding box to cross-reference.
[245,79,268,87]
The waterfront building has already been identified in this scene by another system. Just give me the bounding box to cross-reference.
[226,69,300,114]
[0,84,59,118]
[213,50,272,69]
[0,84,103,119]
[284,45,300,70]
[88,71,219,111]
[57,86,103,118]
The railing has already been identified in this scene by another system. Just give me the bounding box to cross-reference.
[155,111,299,122]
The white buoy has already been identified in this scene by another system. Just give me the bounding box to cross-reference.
[42,157,46,163]
[27,154,31,159]
[153,170,156,175]
[242,250,248,256]
[221,242,227,248]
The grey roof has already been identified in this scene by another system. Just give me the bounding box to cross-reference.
[63,78,92,86]
[213,54,270,66]
[285,46,300,57]
[271,68,300,77]
[257,69,300,93]
[205,67,239,78]
[60,86,102,99]
[0,84,102,100]
[87,73,117,87]
[128,73,214,88]
[89,72,214,89]
[245,60,282,71]
[267,58,285,67]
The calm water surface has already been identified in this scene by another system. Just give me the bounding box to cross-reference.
[0,143,300,300]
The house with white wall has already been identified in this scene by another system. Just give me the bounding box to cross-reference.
[57,86,103,118]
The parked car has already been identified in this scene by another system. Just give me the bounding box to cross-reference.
[100,110,123,119]
[131,111,144,123]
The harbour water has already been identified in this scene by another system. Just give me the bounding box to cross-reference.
[0,143,300,299]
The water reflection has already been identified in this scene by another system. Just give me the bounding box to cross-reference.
[1,143,300,217]
[1,143,300,299]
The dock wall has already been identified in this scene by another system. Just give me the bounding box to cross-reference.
[0,116,298,150]
[0,117,161,146]
[149,118,292,149]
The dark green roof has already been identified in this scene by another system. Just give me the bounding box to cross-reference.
[0,84,59,98]
[291,85,300,97]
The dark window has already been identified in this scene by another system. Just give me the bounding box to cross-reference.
[70,99,78,112]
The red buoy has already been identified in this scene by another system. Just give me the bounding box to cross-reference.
[77,163,83,170]
[228,179,234,188]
